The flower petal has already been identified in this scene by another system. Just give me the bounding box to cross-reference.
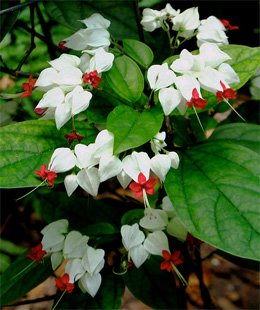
[143,230,170,256]
[77,167,100,196]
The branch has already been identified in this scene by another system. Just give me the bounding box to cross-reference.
[35,3,58,59]
[0,0,41,15]
[133,0,145,43]
[15,4,36,73]
[194,246,216,309]
[4,294,56,307]
[0,66,39,78]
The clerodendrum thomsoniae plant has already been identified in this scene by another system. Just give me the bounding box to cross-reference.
[0,1,259,309]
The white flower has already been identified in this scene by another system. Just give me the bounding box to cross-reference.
[167,151,180,169]
[48,148,76,173]
[150,132,167,154]
[143,230,170,256]
[147,63,176,91]
[98,154,122,183]
[121,223,149,268]
[162,196,176,217]
[35,54,82,92]
[161,3,180,18]
[81,246,105,276]
[65,258,85,282]
[151,154,172,182]
[94,129,114,159]
[139,208,168,231]
[158,87,182,115]
[141,8,164,32]
[80,48,114,74]
[172,7,200,38]
[79,273,102,297]
[122,151,151,182]
[80,13,111,29]
[218,63,240,85]
[170,49,205,77]
[198,67,230,93]
[64,174,78,197]
[63,231,89,259]
[174,75,202,102]
[199,43,231,68]
[197,16,228,47]
[117,170,132,189]
[41,219,68,270]
[77,167,100,196]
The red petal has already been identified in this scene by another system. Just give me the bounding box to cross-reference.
[160,260,172,272]
[145,177,157,189]
[138,173,147,185]
[129,181,142,193]
[162,250,171,260]
[145,188,155,195]
[191,88,199,99]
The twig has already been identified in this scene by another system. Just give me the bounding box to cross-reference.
[133,0,145,43]
[35,3,58,59]
[194,246,216,309]
[3,294,56,307]
[0,66,39,78]
[15,4,36,73]
[0,0,40,15]
[15,20,60,53]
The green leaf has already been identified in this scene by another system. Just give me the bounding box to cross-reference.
[209,123,260,154]
[123,256,178,309]
[220,45,260,90]
[0,253,52,306]
[0,120,97,188]
[123,39,154,68]
[165,142,260,260]
[0,253,11,273]
[0,1,20,42]
[0,238,24,255]
[44,0,138,39]
[103,55,144,104]
[121,209,144,225]
[83,222,119,236]
[107,105,163,154]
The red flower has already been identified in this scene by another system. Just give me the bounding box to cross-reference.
[26,243,46,262]
[216,80,237,103]
[58,40,69,51]
[34,164,57,186]
[129,173,157,198]
[219,19,239,30]
[55,274,74,293]
[83,70,102,88]
[186,88,208,110]
[21,75,37,98]
[64,130,84,144]
[160,250,183,272]
[34,107,47,115]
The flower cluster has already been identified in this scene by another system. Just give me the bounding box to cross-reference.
[27,219,105,297]
[141,3,238,46]
[32,13,114,129]
[147,42,239,115]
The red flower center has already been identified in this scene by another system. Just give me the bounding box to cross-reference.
[83,70,102,88]
[55,274,74,293]
[26,243,46,262]
[21,75,37,98]
[186,88,208,110]
[219,19,239,31]
[129,172,157,198]
[64,130,84,144]
[216,80,237,103]
[34,164,57,187]
[160,250,183,272]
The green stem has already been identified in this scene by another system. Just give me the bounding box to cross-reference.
[52,290,66,310]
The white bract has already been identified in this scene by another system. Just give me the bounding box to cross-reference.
[48,148,76,173]
[139,208,168,231]
[64,13,111,52]
[161,3,180,18]
[121,223,149,268]
[158,87,182,115]
[197,16,228,47]
[150,132,167,154]
[147,63,176,91]
[140,8,165,32]
[35,54,82,92]
[143,230,170,256]
[80,48,114,73]
[172,7,200,38]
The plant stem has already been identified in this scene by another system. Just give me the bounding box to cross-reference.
[0,0,40,15]
[15,4,36,73]
[194,246,216,309]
